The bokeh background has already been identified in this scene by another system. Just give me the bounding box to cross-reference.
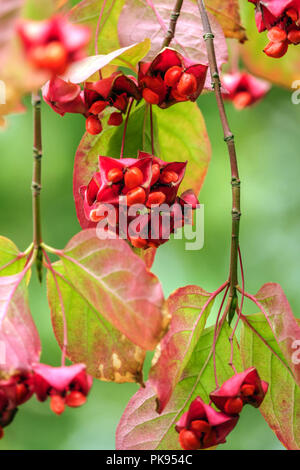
[0,76,299,449]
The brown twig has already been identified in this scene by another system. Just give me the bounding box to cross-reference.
[162,0,184,48]
[197,0,241,308]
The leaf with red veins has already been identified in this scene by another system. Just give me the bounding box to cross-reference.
[253,283,300,387]
[241,314,300,450]
[0,268,41,378]
[60,230,167,351]
[116,323,242,450]
[149,286,214,413]
[118,0,228,90]
[47,261,146,383]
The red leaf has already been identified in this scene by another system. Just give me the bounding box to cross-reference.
[149,285,214,413]
[252,283,300,387]
[118,0,228,89]
[60,229,167,350]
[0,271,41,377]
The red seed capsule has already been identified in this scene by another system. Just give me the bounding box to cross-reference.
[15,383,28,405]
[126,187,146,206]
[164,66,182,87]
[288,29,300,44]
[50,395,65,415]
[160,170,179,184]
[31,41,68,74]
[176,72,198,97]
[179,429,201,451]
[107,167,124,183]
[286,8,298,22]
[224,397,243,415]
[233,91,252,110]
[267,26,287,43]
[0,427,4,440]
[130,237,148,248]
[202,429,217,448]
[150,163,160,185]
[86,115,103,135]
[146,191,166,207]
[241,384,256,397]
[190,420,211,436]
[264,40,288,58]
[124,167,143,189]
[65,391,87,408]
[89,101,107,115]
[142,88,160,105]
[108,112,123,126]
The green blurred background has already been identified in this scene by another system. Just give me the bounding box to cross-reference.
[0,80,299,449]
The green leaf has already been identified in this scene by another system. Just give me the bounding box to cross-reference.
[63,40,151,83]
[153,103,211,195]
[0,236,26,277]
[241,314,300,450]
[149,285,214,413]
[59,230,166,351]
[47,261,146,383]
[68,0,125,57]
[116,323,242,450]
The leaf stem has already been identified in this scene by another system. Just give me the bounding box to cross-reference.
[120,98,134,158]
[197,0,241,305]
[150,105,155,154]
[32,91,43,282]
[161,0,184,48]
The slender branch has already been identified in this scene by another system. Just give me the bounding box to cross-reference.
[161,0,184,48]
[212,283,230,387]
[197,1,241,304]
[32,91,43,282]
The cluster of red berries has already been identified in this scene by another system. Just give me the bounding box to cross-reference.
[17,16,90,75]
[0,364,92,439]
[222,71,271,109]
[42,47,208,136]
[81,152,199,249]
[43,72,140,136]
[249,0,300,58]
[176,368,268,450]
[138,48,208,108]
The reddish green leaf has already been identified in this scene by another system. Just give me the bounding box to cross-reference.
[0,239,40,378]
[253,283,300,387]
[149,285,214,413]
[0,236,26,276]
[47,261,146,383]
[62,40,150,83]
[116,323,242,450]
[60,230,166,351]
[118,0,228,88]
[241,313,300,450]
[68,0,125,56]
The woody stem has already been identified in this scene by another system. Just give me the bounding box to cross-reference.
[32,91,43,282]
[162,0,184,48]
[197,0,241,307]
